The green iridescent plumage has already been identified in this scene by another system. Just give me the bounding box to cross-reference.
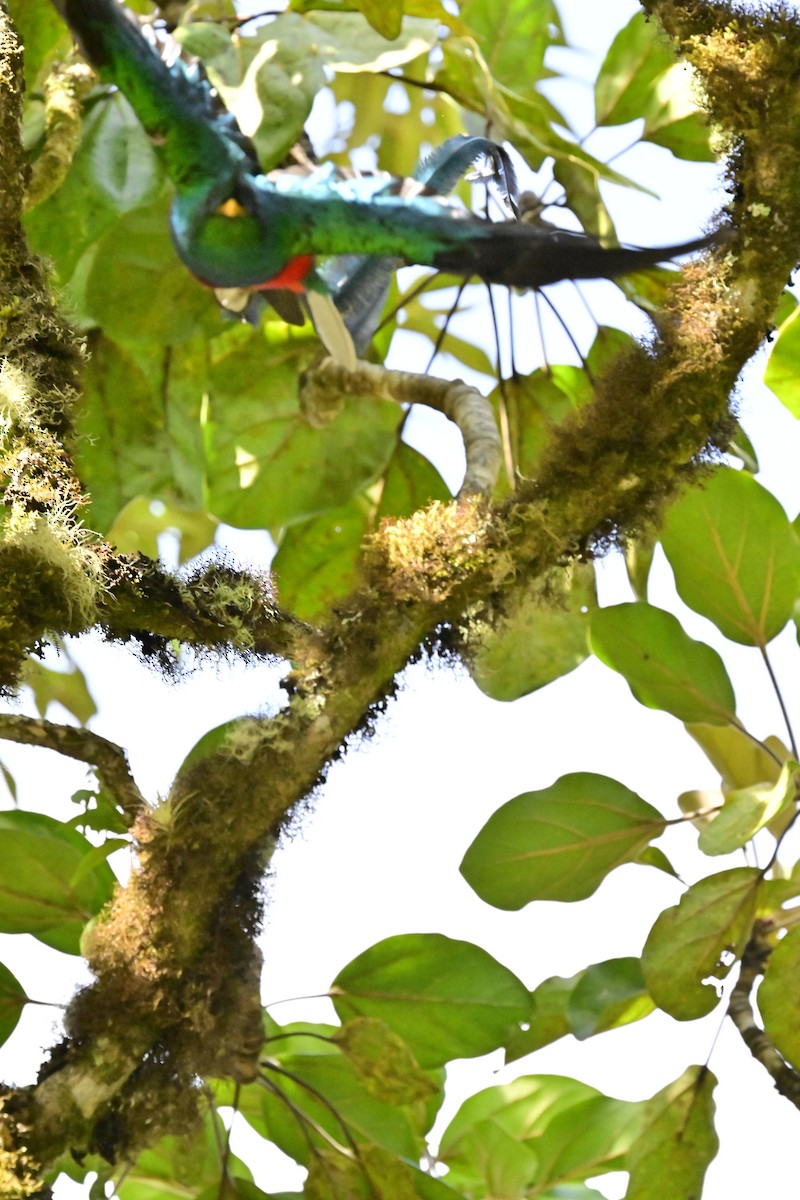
[51,0,714,313]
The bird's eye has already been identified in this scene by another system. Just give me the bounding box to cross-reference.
[217,198,248,218]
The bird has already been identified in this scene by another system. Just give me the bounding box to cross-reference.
[50,0,716,348]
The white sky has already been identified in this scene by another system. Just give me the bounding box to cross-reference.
[4,1,800,1197]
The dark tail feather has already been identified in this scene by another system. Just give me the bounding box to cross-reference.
[432,226,716,290]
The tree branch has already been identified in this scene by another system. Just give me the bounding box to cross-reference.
[728,919,800,1108]
[0,713,145,823]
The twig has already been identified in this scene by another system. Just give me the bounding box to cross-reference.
[301,357,502,497]
[728,919,800,1108]
[0,712,145,823]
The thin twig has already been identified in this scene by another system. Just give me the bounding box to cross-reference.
[0,713,145,824]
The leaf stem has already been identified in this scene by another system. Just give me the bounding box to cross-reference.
[760,643,798,758]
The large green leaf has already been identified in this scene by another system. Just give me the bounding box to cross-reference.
[532,1094,644,1190]
[332,1018,439,1105]
[203,324,404,529]
[590,602,737,724]
[10,0,72,89]
[757,925,800,1072]
[0,810,116,955]
[660,468,800,646]
[439,1075,639,1197]
[595,14,713,160]
[566,957,655,1040]
[467,564,595,701]
[0,962,28,1051]
[83,199,221,344]
[273,493,373,619]
[273,443,449,619]
[259,1047,425,1166]
[116,1110,252,1199]
[23,94,165,283]
[642,867,761,1020]
[76,334,208,532]
[764,305,800,416]
[458,0,563,94]
[178,14,327,168]
[330,933,529,1068]
[460,772,666,908]
[626,1067,719,1200]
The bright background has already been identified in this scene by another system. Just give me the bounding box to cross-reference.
[3,0,800,1196]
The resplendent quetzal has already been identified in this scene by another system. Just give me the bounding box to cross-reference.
[50,0,716,343]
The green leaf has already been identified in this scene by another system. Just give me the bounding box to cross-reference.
[439,1075,640,1195]
[697,759,799,855]
[637,845,680,879]
[76,334,208,532]
[273,494,372,620]
[439,1076,600,1194]
[116,1111,252,1199]
[590,602,737,724]
[330,933,529,1068]
[106,497,217,563]
[467,564,595,701]
[378,443,451,516]
[315,13,443,72]
[661,467,800,646]
[352,0,404,39]
[0,962,28,1050]
[504,975,575,1061]
[532,1095,644,1189]
[0,811,116,953]
[595,15,713,161]
[259,1048,424,1166]
[273,444,449,621]
[626,1067,719,1200]
[457,0,564,94]
[9,0,71,89]
[642,867,761,1020]
[23,94,165,283]
[685,723,789,793]
[567,957,655,1040]
[332,1018,439,1105]
[460,772,666,908]
[70,788,129,837]
[21,658,97,725]
[179,14,327,168]
[758,925,800,1072]
[203,325,403,529]
[764,305,800,417]
[83,199,221,344]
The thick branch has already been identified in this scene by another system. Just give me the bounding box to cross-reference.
[7,0,800,1179]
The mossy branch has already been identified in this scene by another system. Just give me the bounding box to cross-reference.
[2,0,800,1183]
